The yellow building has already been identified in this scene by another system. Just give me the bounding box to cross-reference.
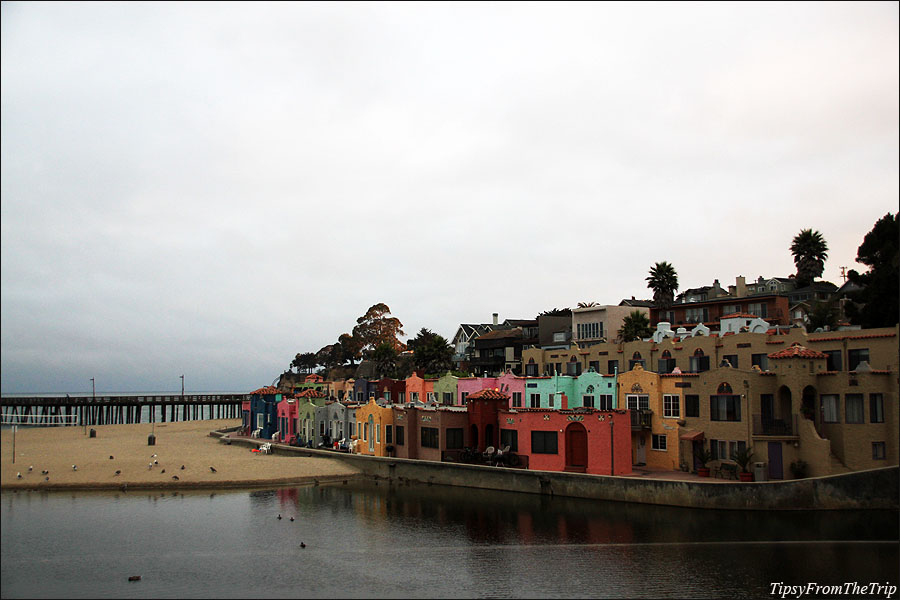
[354,397,395,457]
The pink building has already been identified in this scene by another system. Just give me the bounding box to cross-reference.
[276,397,299,443]
[457,376,498,406]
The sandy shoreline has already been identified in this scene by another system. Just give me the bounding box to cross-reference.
[0,419,361,491]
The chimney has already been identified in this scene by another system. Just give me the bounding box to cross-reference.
[735,276,747,298]
[492,313,499,326]
[560,392,568,410]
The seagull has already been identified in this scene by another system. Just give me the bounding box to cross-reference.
[114,470,121,476]
[161,469,166,474]
[180,465,185,470]
[16,472,22,479]
[148,463,153,470]
[72,465,77,471]
[277,514,282,520]
[109,456,114,460]
[28,465,33,472]
[172,475,179,481]
[150,454,157,459]
[300,542,306,548]
[41,470,49,475]
[45,476,50,482]
[290,517,294,522]
[154,460,158,465]
[209,466,217,473]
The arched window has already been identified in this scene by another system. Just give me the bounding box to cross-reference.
[717,382,733,394]
[661,350,672,359]
[690,348,710,373]
[583,385,595,408]
[632,351,642,359]
[629,351,645,370]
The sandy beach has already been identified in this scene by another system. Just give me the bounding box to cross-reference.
[0,419,361,490]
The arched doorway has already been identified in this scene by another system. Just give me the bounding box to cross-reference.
[367,415,375,452]
[565,422,588,472]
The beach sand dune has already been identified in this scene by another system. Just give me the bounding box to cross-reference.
[1,419,360,490]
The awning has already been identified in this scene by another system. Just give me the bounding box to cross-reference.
[680,431,704,441]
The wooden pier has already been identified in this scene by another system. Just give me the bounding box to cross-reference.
[0,394,247,427]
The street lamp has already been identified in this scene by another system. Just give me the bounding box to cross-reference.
[180,374,184,398]
[609,415,614,476]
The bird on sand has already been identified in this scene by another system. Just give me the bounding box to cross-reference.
[150,454,157,459]
[209,466,217,473]
[16,472,22,479]
[41,470,49,475]
[172,475,179,481]
[180,465,185,470]
[148,463,153,470]
[45,476,50,481]
[72,465,78,471]
[28,465,33,472]
[114,470,121,476]
[109,455,114,460]
[161,469,166,474]
[154,460,158,465]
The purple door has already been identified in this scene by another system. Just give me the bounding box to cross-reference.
[768,441,783,480]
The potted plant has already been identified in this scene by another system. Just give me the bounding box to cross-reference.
[695,447,713,477]
[731,446,755,482]
[790,459,809,479]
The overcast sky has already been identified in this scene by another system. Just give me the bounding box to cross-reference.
[2,2,897,394]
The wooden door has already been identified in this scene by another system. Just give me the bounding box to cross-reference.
[565,423,588,471]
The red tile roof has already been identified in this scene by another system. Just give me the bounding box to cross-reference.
[467,389,510,400]
[768,343,828,360]
[294,388,326,398]
[250,386,281,395]
[721,313,767,320]
[808,332,896,342]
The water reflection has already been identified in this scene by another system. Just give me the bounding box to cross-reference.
[2,482,896,600]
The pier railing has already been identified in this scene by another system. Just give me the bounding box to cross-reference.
[0,393,248,427]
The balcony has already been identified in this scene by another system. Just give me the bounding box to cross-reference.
[630,409,652,430]
[752,414,798,437]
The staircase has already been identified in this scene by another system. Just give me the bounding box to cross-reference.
[829,452,852,474]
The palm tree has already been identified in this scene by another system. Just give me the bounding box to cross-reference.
[619,310,653,342]
[646,262,679,309]
[791,229,828,287]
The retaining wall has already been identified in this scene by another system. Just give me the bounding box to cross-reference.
[216,431,899,511]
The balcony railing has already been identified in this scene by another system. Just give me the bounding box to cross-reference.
[752,414,798,437]
[631,409,652,429]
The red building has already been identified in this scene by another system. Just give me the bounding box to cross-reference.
[276,397,298,443]
[392,405,470,461]
[466,388,509,452]
[498,394,632,475]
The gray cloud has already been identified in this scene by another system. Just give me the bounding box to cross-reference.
[2,2,897,393]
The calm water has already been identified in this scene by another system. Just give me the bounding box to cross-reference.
[1,481,898,599]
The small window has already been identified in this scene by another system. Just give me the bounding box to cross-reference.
[530,393,541,408]
[722,355,738,368]
[500,429,518,452]
[445,428,463,450]
[443,392,453,405]
[421,427,439,448]
[663,395,680,418]
[845,394,864,424]
[598,395,613,410]
[608,360,619,375]
[531,431,558,454]
[385,425,393,444]
[512,392,523,408]
[872,442,886,460]
[821,395,840,423]
[651,434,667,451]
[870,394,884,423]
[460,392,469,404]
[685,395,700,418]
[848,348,870,371]
[396,425,405,446]
[751,354,769,371]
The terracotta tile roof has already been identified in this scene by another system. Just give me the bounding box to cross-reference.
[768,343,828,360]
[250,386,281,395]
[294,388,326,398]
[467,389,510,400]
[721,312,767,320]
[808,332,897,342]
[660,372,700,377]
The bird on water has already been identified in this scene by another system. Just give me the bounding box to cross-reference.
[300,542,306,548]
[277,514,282,520]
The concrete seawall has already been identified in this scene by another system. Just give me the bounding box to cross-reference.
[219,433,899,511]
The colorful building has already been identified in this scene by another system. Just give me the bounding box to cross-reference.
[354,397,395,457]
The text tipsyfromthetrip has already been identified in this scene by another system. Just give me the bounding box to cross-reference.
[770,582,897,599]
